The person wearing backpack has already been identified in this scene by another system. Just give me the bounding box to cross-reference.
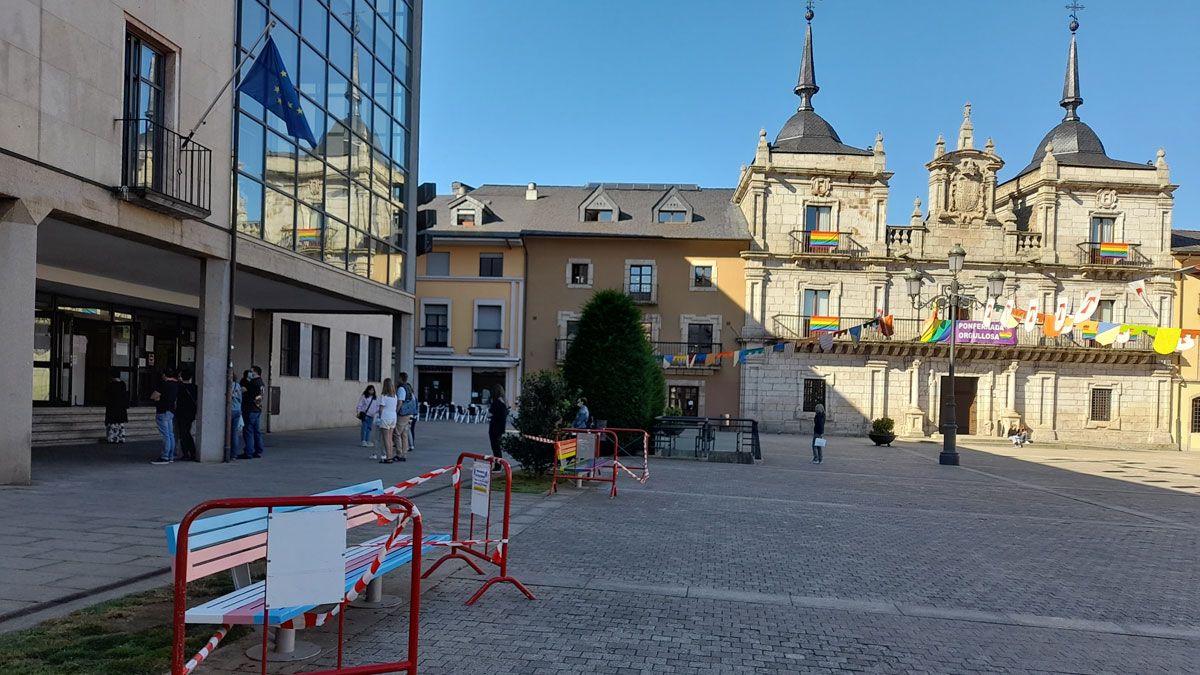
[391,372,416,461]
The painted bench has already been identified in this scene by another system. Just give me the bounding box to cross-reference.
[165,479,449,661]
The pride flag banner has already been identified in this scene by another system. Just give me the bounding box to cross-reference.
[809,316,840,332]
[297,228,322,247]
[1098,242,1129,259]
[808,231,840,248]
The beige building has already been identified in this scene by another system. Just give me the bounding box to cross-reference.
[738,12,1178,446]
[1171,235,1200,450]
[1,0,423,483]
[419,183,749,418]
[414,211,525,411]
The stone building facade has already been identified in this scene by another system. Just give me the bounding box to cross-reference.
[737,13,1178,447]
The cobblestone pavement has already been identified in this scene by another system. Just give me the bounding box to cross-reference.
[196,435,1200,674]
[0,420,507,631]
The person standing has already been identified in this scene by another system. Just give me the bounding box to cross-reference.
[150,367,179,465]
[377,378,399,463]
[176,369,199,461]
[356,385,379,451]
[229,369,244,461]
[240,368,265,458]
[392,372,414,462]
[488,385,509,468]
[104,370,128,444]
[572,397,590,429]
[811,403,826,464]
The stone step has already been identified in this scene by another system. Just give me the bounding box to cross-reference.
[32,406,161,447]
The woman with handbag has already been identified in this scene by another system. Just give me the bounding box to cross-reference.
[377,379,399,463]
[356,385,379,451]
[812,403,826,464]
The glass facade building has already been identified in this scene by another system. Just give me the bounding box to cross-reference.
[235,0,414,288]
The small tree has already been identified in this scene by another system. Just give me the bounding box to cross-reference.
[563,289,665,430]
[502,369,574,476]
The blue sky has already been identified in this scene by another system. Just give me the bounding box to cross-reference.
[418,0,1198,228]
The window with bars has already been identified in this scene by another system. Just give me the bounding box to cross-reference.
[802,378,826,412]
[1089,388,1112,422]
[1191,398,1200,434]
[281,320,301,376]
[311,325,330,379]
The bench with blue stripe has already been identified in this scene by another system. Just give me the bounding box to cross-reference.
[165,479,449,660]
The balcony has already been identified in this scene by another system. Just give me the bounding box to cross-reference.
[789,230,864,257]
[555,337,574,362]
[769,315,1157,364]
[473,329,504,350]
[1078,242,1152,268]
[117,118,212,219]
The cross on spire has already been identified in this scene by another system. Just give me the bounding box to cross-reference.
[1066,1,1084,32]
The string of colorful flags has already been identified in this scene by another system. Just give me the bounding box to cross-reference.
[661,277,1195,367]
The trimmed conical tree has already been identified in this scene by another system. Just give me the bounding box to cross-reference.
[563,289,665,430]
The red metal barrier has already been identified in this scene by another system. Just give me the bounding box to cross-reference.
[549,428,650,498]
[170,494,423,675]
[421,453,535,605]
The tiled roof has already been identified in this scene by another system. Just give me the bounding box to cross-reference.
[420,184,750,241]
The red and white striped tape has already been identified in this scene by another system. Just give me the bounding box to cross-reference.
[614,460,650,484]
[522,434,557,445]
[182,624,229,674]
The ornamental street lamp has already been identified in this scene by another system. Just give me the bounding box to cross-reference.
[906,245,1005,466]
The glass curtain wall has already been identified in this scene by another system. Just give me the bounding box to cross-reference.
[235,0,412,287]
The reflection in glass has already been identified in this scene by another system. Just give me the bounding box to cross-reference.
[325,167,350,221]
[300,95,325,140]
[241,0,267,49]
[350,181,371,232]
[264,189,296,249]
[238,114,265,178]
[328,13,352,75]
[112,324,132,366]
[273,0,300,28]
[296,202,323,260]
[237,175,264,236]
[299,43,327,104]
[302,0,327,48]
[265,131,297,196]
[324,218,348,269]
[327,67,349,121]
[389,249,405,288]
[370,238,389,285]
[239,89,264,120]
[395,1,410,44]
[393,83,408,126]
[372,190,394,240]
[391,168,405,205]
[391,124,406,170]
[376,24,393,80]
[34,317,51,361]
[395,38,409,83]
[355,5,374,54]
[296,148,325,208]
[348,227,371,278]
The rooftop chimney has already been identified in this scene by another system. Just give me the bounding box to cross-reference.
[451,181,472,198]
[525,182,538,201]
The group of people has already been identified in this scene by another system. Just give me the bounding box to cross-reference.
[230,366,266,460]
[1006,423,1033,448]
[354,372,418,463]
[139,366,200,465]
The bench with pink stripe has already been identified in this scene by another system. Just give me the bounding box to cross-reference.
[164,480,449,660]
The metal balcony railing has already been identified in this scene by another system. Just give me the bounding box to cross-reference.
[1078,242,1152,267]
[473,329,503,350]
[654,341,723,368]
[770,315,1156,351]
[118,117,212,217]
[788,230,863,256]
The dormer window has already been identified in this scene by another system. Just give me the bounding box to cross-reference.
[658,210,687,223]
[652,187,694,224]
[456,211,475,227]
[584,208,613,222]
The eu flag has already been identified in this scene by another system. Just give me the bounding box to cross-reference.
[238,37,317,147]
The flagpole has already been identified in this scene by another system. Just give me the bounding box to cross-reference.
[182,20,276,148]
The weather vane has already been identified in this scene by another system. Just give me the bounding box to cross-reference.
[1066,1,1084,31]
[805,0,816,23]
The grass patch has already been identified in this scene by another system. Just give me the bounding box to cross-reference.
[0,575,251,675]
[509,472,553,494]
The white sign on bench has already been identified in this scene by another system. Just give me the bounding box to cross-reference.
[265,510,347,608]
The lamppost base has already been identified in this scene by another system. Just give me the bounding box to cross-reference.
[938,451,960,466]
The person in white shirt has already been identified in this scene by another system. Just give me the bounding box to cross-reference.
[376,378,400,463]
[356,385,380,452]
[391,372,414,461]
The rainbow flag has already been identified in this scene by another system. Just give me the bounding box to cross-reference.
[297,227,322,247]
[808,231,840,248]
[920,320,953,343]
[809,316,839,332]
[1098,242,1129,259]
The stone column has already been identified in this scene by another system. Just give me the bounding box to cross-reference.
[905,358,925,435]
[0,200,43,485]
[196,257,232,462]
[1000,360,1020,432]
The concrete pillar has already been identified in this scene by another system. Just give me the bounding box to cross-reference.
[196,257,232,462]
[0,201,42,484]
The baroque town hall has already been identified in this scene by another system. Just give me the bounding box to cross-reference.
[736,9,1177,446]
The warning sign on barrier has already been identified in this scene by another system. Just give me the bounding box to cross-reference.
[471,460,491,517]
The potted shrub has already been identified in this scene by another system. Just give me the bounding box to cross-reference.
[868,417,896,446]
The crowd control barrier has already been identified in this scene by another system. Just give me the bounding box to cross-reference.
[170,494,423,675]
[550,427,650,498]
